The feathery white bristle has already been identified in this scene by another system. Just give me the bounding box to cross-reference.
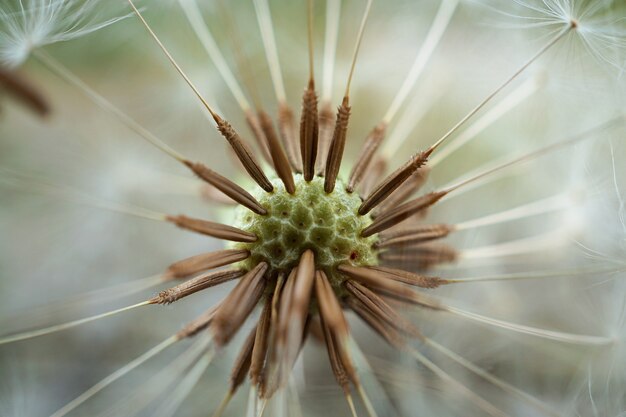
[0,0,129,67]
[486,0,626,71]
[50,335,179,417]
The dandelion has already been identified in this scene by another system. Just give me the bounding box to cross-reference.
[1,0,625,416]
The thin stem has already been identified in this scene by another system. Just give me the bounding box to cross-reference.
[152,351,215,417]
[429,74,542,166]
[447,265,623,284]
[348,337,396,416]
[440,113,626,194]
[307,0,315,82]
[424,338,561,417]
[428,24,574,154]
[454,192,570,231]
[460,228,569,260]
[356,384,379,417]
[213,392,234,417]
[33,51,185,162]
[405,347,509,417]
[126,0,219,121]
[95,335,212,417]
[323,0,373,192]
[0,170,167,222]
[445,306,615,346]
[346,393,358,417]
[0,275,162,334]
[253,0,287,103]
[0,301,150,345]
[177,0,251,111]
[380,85,443,161]
[344,0,373,98]
[383,0,458,123]
[257,399,268,417]
[322,0,341,101]
[50,335,179,417]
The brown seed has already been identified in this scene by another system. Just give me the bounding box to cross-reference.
[215,115,274,192]
[270,273,287,330]
[362,191,446,236]
[316,271,357,388]
[258,109,296,194]
[316,102,335,175]
[307,316,326,343]
[375,166,431,215]
[0,69,49,117]
[261,272,290,398]
[198,183,238,206]
[345,280,422,339]
[300,80,319,181]
[347,296,406,349]
[278,103,302,172]
[165,249,249,279]
[276,269,297,349]
[314,272,344,333]
[377,223,453,248]
[150,269,244,305]
[359,150,432,215]
[359,157,387,198]
[347,122,387,193]
[166,214,257,242]
[278,252,315,364]
[269,252,315,392]
[366,265,447,288]
[212,262,268,346]
[244,109,273,164]
[250,300,272,385]
[324,97,351,193]
[291,251,316,320]
[176,304,220,339]
[338,264,442,310]
[183,160,267,215]
[319,314,351,392]
[379,243,459,270]
[230,327,256,392]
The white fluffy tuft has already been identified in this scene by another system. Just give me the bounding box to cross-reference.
[479,0,626,72]
[0,0,129,68]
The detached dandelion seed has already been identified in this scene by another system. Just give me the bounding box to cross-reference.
[1,0,626,416]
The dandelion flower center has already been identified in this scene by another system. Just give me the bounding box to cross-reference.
[234,174,378,283]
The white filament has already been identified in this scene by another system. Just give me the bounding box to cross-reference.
[50,335,179,417]
[446,306,615,346]
[383,0,458,123]
[322,0,341,101]
[405,346,509,417]
[253,0,287,102]
[430,74,543,166]
[177,0,251,111]
[0,301,150,345]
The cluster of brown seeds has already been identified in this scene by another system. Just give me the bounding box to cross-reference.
[108,2,593,415]
[118,1,467,411]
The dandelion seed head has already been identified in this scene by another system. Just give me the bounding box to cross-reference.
[2,0,626,416]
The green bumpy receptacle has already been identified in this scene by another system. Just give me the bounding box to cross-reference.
[233,174,378,286]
